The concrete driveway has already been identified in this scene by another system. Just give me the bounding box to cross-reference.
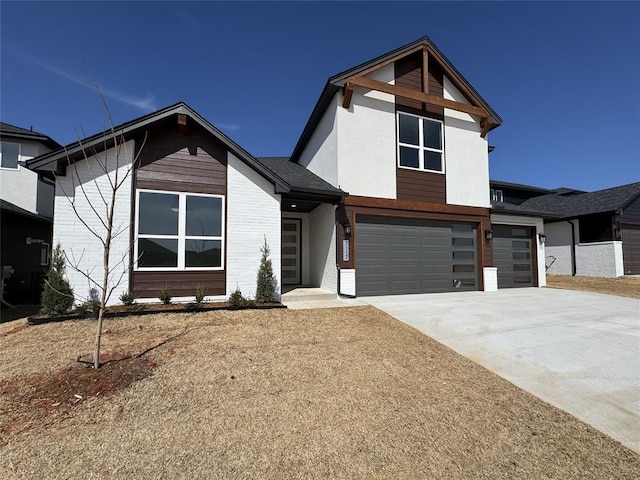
[361,288,640,453]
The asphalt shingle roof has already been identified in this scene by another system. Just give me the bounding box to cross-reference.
[0,122,61,149]
[257,157,346,197]
[519,182,640,218]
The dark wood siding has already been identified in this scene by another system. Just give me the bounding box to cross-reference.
[132,119,228,298]
[621,225,640,274]
[579,214,613,243]
[394,52,446,204]
[133,271,225,298]
[136,122,227,195]
[394,52,444,119]
[396,168,446,203]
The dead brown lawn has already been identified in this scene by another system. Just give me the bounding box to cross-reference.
[547,274,640,299]
[1,307,638,479]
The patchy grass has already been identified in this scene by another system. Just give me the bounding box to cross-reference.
[1,307,638,479]
[547,274,640,299]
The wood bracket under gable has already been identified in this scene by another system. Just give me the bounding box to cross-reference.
[340,43,494,138]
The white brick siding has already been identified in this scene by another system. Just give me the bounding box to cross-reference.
[226,152,282,300]
[53,141,134,305]
[309,203,337,292]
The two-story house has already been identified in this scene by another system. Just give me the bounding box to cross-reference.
[27,37,549,305]
[1,122,60,304]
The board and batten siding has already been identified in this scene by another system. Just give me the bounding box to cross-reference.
[54,140,135,306]
[132,123,227,299]
[226,152,282,300]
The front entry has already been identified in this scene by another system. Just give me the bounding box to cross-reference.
[281,219,301,284]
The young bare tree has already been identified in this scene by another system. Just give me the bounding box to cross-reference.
[55,85,147,369]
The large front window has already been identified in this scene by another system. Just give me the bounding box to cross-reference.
[397,112,444,173]
[135,190,224,270]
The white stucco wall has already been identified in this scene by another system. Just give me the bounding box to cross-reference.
[1,139,52,214]
[545,221,578,275]
[491,214,546,287]
[309,203,337,291]
[282,211,310,286]
[227,153,282,300]
[54,141,134,305]
[337,65,397,198]
[444,77,490,208]
[298,94,339,187]
[575,242,624,277]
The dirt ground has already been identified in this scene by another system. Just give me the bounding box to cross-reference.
[546,274,640,299]
[1,307,638,479]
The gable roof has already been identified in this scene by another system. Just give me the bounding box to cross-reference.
[26,102,290,193]
[520,181,640,219]
[257,157,346,199]
[0,122,61,150]
[290,36,502,163]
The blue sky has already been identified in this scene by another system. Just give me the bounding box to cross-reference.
[1,1,638,191]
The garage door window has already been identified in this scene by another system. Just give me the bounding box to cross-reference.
[397,112,444,173]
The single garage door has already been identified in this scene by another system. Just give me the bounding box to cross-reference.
[356,216,478,296]
[493,225,535,288]
[621,224,640,274]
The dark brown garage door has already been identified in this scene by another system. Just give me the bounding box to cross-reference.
[621,224,640,274]
[355,216,478,296]
[493,225,535,288]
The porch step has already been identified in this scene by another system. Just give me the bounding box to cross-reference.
[281,287,337,303]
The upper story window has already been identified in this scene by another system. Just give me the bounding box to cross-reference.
[1,142,20,169]
[490,189,504,202]
[135,190,225,271]
[397,112,444,173]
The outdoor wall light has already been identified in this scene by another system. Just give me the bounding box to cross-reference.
[343,222,352,237]
[538,233,547,244]
[484,230,493,241]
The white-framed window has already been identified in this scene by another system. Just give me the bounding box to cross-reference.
[1,142,21,169]
[397,112,444,173]
[134,189,225,271]
[491,189,503,202]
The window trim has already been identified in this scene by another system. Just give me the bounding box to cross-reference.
[0,141,21,170]
[134,189,225,272]
[396,112,445,174]
[491,189,504,202]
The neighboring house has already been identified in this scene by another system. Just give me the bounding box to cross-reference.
[27,36,552,304]
[0,122,60,304]
[518,183,640,277]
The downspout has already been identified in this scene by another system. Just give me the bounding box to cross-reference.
[568,220,577,276]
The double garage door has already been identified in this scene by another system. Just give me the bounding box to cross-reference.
[356,216,478,296]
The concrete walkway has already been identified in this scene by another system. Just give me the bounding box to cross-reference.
[361,288,640,453]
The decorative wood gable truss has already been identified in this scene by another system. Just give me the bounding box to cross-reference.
[342,44,494,138]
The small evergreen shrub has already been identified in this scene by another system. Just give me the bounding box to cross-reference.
[75,299,100,317]
[228,287,248,308]
[40,243,75,315]
[195,285,206,304]
[158,286,172,305]
[186,301,201,311]
[255,237,276,303]
[119,292,135,306]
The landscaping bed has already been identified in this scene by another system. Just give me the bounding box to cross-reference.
[546,274,640,299]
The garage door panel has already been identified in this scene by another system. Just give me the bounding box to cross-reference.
[621,225,640,275]
[356,215,478,296]
[493,225,534,288]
